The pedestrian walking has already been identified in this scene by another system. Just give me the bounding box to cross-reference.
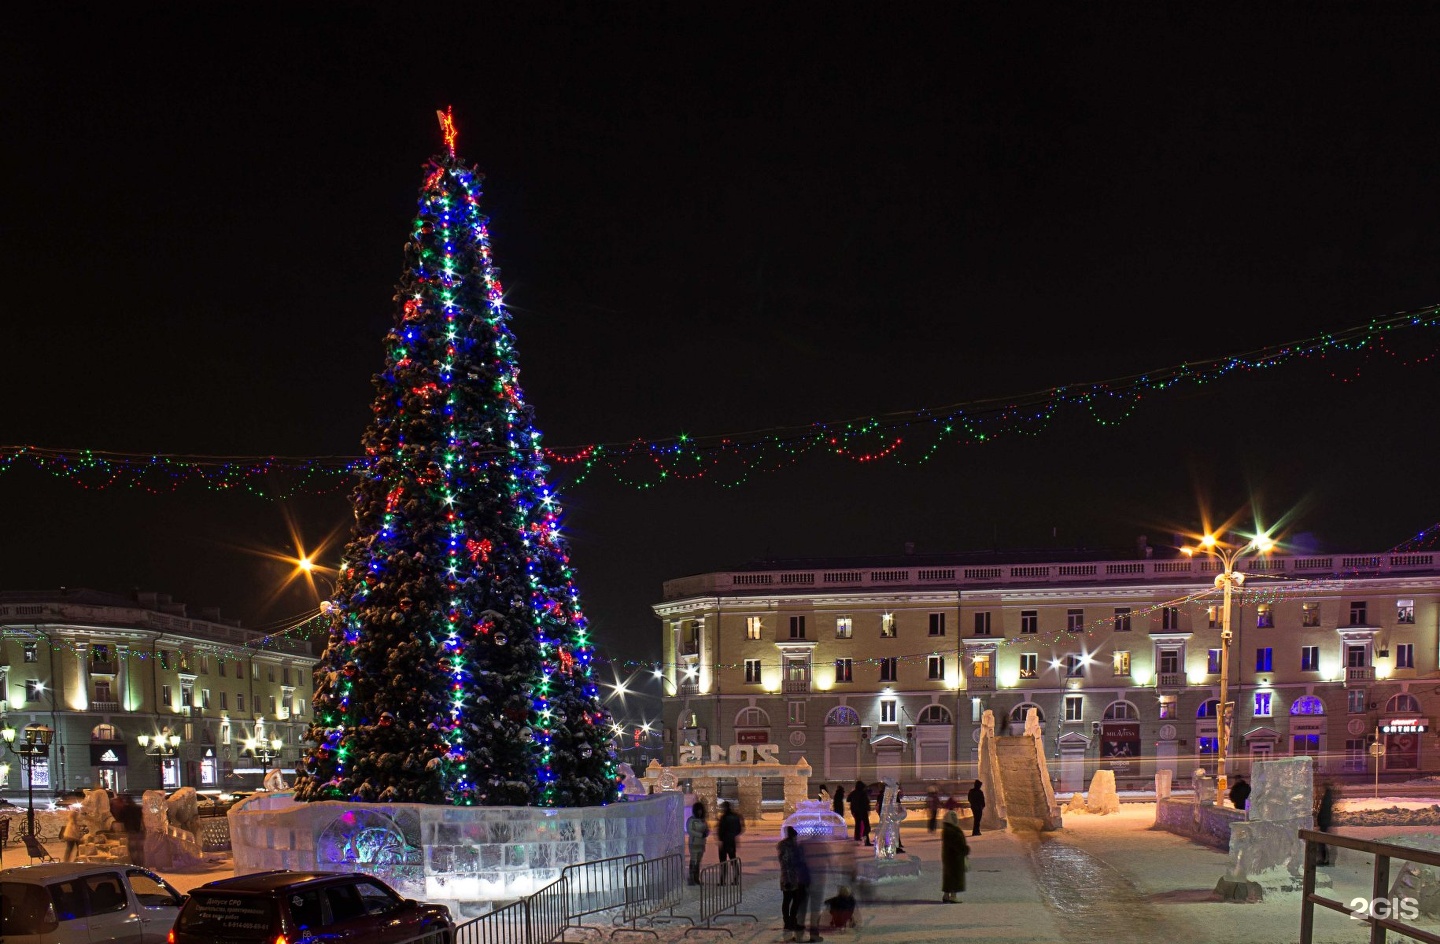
[61,808,83,861]
[777,825,812,942]
[1316,780,1336,866]
[818,785,830,803]
[941,809,969,902]
[832,783,846,822]
[687,800,709,885]
[926,784,941,833]
[967,780,986,837]
[716,800,743,884]
[850,779,872,846]
[1229,776,1251,811]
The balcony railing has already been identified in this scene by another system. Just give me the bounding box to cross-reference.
[1346,666,1376,682]
[782,679,811,694]
[89,660,118,675]
[90,700,119,712]
[967,675,995,691]
[1155,672,1187,689]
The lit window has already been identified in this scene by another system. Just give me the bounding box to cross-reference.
[1398,600,1415,625]
[973,612,991,636]
[1064,695,1083,722]
[928,655,945,680]
[1253,692,1272,717]
[25,680,43,702]
[971,655,992,678]
[23,643,38,663]
[1019,653,1038,679]
[1158,695,1176,719]
[880,614,896,638]
[1302,603,1321,627]
[1112,651,1131,676]
[1021,611,1038,634]
[1208,606,1221,629]
[746,617,762,640]
[834,659,853,683]
[834,617,852,639]
[1207,649,1222,674]
[744,659,762,683]
[1256,647,1273,672]
[1301,646,1320,671]
[1113,608,1131,632]
[880,699,897,724]
[1256,604,1273,628]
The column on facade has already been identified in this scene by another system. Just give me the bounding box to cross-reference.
[75,641,91,710]
[116,644,129,711]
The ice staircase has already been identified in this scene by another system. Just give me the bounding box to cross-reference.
[992,736,1062,831]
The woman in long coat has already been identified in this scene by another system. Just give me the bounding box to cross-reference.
[941,808,968,902]
[832,783,846,822]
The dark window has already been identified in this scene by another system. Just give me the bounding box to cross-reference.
[354,879,400,916]
[1256,648,1273,672]
[929,613,946,636]
[789,616,806,639]
[0,881,59,933]
[83,875,128,914]
[1020,611,1038,634]
[325,884,365,924]
[1113,608,1131,632]
[879,658,898,682]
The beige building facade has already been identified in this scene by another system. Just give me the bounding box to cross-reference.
[0,589,315,799]
[655,545,1440,793]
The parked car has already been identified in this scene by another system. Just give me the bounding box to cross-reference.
[0,861,185,944]
[171,871,454,944]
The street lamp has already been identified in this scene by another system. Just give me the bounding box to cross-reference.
[2,722,55,838]
[247,736,284,769]
[1183,530,1275,799]
[137,731,182,789]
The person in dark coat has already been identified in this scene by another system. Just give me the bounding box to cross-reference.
[1316,781,1336,866]
[941,809,968,902]
[926,784,941,833]
[966,780,986,837]
[686,800,709,885]
[716,800,744,884]
[1229,777,1251,811]
[777,826,812,942]
[850,779,872,845]
[832,783,846,822]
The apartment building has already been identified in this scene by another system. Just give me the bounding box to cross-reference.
[0,589,315,798]
[654,543,1440,792]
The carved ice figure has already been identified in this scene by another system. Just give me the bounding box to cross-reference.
[263,767,288,792]
[981,709,996,739]
[1224,756,1313,883]
[782,798,848,840]
[143,788,206,871]
[1155,768,1173,800]
[1023,707,1041,738]
[617,762,648,798]
[1385,834,1440,917]
[1085,769,1120,814]
[875,778,903,859]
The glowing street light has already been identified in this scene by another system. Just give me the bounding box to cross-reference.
[1182,529,1275,798]
[2,721,55,838]
[137,731,182,790]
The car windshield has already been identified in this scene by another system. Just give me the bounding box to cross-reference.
[1,881,60,935]
[177,892,276,937]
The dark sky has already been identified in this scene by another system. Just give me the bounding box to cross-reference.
[6,3,1440,675]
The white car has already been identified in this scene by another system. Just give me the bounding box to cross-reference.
[0,861,185,944]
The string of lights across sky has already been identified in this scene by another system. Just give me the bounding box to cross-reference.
[7,306,1440,674]
[5,303,1440,495]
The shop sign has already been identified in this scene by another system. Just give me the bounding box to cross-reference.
[1290,719,1325,734]
[90,744,128,765]
[1100,722,1141,773]
[1380,718,1429,734]
[735,730,771,744]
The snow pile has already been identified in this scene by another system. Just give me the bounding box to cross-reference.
[1335,797,1440,826]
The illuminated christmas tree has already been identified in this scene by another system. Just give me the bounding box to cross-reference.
[294,110,617,807]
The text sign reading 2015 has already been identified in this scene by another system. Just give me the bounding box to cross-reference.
[677,743,780,765]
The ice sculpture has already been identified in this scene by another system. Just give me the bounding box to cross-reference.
[1085,770,1120,814]
[875,779,904,859]
[781,798,847,840]
[1217,756,1314,901]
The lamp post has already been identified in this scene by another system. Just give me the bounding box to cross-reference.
[137,731,182,790]
[246,737,284,782]
[2,722,55,838]
[1183,530,1275,799]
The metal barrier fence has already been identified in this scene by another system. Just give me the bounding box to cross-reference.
[456,876,569,944]
[693,858,756,937]
[1298,827,1440,944]
[560,853,644,938]
[617,853,691,939]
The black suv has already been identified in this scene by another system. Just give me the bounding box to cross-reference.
[170,871,453,944]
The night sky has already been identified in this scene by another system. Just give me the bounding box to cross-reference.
[7,4,1440,681]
